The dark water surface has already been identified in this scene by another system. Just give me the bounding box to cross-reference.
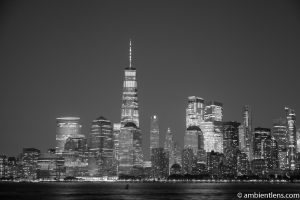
[0,182,299,200]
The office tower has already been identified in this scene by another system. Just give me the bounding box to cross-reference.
[118,122,143,176]
[56,117,83,155]
[151,148,169,179]
[119,40,143,175]
[150,115,159,157]
[7,157,18,179]
[21,148,40,180]
[186,96,204,128]
[120,40,139,128]
[239,124,246,150]
[242,105,252,160]
[285,107,297,170]
[272,118,288,170]
[223,121,240,150]
[0,155,7,178]
[200,121,223,153]
[174,141,182,166]
[251,159,267,177]
[261,136,278,172]
[237,151,249,176]
[184,126,200,155]
[182,148,195,174]
[164,127,175,170]
[113,123,121,161]
[207,151,224,177]
[253,127,271,159]
[204,101,223,122]
[297,129,300,153]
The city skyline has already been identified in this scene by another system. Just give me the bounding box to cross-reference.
[1,1,300,157]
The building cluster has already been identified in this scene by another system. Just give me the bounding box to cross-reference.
[1,41,300,181]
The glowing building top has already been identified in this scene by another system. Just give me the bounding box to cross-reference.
[121,40,139,127]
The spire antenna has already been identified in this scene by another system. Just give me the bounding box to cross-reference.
[129,39,132,68]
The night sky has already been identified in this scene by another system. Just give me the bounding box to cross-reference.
[1,0,300,158]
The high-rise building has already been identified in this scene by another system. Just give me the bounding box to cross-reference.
[184,126,200,155]
[113,123,121,162]
[151,148,169,179]
[120,40,139,128]
[207,151,224,177]
[150,115,159,157]
[204,101,223,122]
[56,117,83,155]
[21,148,40,180]
[186,96,204,128]
[237,151,249,176]
[261,136,278,172]
[200,121,223,153]
[242,105,253,161]
[272,118,287,170]
[182,148,195,174]
[223,121,240,151]
[239,124,246,151]
[297,128,300,153]
[118,40,143,175]
[0,155,7,178]
[164,127,175,170]
[285,107,297,170]
[253,127,271,160]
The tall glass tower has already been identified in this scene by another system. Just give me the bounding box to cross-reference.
[118,40,143,175]
[243,105,253,161]
[150,115,159,157]
[285,107,296,170]
[121,40,139,128]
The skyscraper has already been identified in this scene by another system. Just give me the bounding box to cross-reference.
[150,115,159,157]
[120,40,139,128]
[164,127,175,170]
[56,117,83,155]
[253,127,271,160]
[200,121,223,153]
[285,107,297,170]
[184,126,200,155]
[204,101,223,122]
[88,116,114,176]
[186,96,204,128]
[242,105,252,161]
[118,40,143,175]
[272,118,287,170]
[151,148,169,179]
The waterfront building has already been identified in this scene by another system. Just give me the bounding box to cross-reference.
[151,148,169,179]
[239,124,246,151]
[242,105,253,161]
[150,115,159,157]
[285,107,297,170]
[251,159,267,177]
[118,40,143,176]
[88,116,114,176]
[207,151,224,177]
[164,127,176,170]
[272,118,288,170]
[182,148,195,174]
[0,155,7,178]
[237,151,249,176]
[56,117,83,155]
[21,148,40,180]
[253,127,271,160]
[261,136,278,172]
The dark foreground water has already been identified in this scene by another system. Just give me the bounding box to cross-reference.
[0,182,300,200]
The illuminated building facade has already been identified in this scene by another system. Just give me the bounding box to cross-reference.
[285,107,297,170]
[253,127,271,159]
[120,40,139,128]
[207,151,224,177]
[113,123,121,161]
[242,105,253,161]
[118,40,143,176]
[56,117,83,155]
[261,136,278,172]
[184,126,200,155]
[0,155,7,178]
[164,127,175,170]
[150,115,159,157]
[272,118,287,170]
[118,122,143,175]
[200,121,223,153]
[223,121,240,150]
[186,96,204,128]
[237,152,249,176]
[182,148,195,174]
[21,148,40,180]
[204,101,223,122]
[151,148,169,179]
[88,116,114,176]
[239,124,246,150]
